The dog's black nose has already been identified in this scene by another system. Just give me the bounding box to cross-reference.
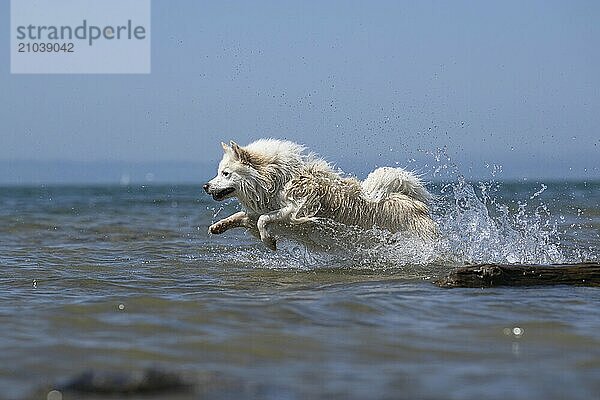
[203,183,210,193]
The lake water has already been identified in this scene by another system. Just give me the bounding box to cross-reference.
[0,180,598,399]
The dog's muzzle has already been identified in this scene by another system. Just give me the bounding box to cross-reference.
[204,184,235,201]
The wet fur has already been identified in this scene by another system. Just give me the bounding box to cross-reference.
[205,139,437,250]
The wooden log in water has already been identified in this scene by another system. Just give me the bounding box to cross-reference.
[436,262,600,288]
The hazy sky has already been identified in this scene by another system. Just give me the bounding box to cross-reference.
[1,0,599,182]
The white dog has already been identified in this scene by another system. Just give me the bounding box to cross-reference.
[204,139,437,250]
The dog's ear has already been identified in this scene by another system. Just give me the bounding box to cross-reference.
[221,142,230,152]
[230,141,252,164]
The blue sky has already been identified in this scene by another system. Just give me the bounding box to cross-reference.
[1,0,599,183]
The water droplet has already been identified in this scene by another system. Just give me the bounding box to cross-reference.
[512,327,524,336]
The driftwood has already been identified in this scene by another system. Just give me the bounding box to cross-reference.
[436,262,600,288]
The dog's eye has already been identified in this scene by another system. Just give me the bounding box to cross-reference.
[222,171,230,177]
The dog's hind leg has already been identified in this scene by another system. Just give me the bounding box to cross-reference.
[209,211,253,235]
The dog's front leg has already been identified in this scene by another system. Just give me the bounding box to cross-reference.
[209,211,252,234]
[256,205,296,251]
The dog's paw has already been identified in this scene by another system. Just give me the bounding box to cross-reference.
[262,236,277,251]
[259,229,277,251]
[208,221,227,235]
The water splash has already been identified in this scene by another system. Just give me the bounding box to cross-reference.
[432,177,564,265]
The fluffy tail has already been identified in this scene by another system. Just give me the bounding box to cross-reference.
[361,167,432,204]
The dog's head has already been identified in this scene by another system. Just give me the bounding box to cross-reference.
[204,139,307,211]
[203,141,258,202]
